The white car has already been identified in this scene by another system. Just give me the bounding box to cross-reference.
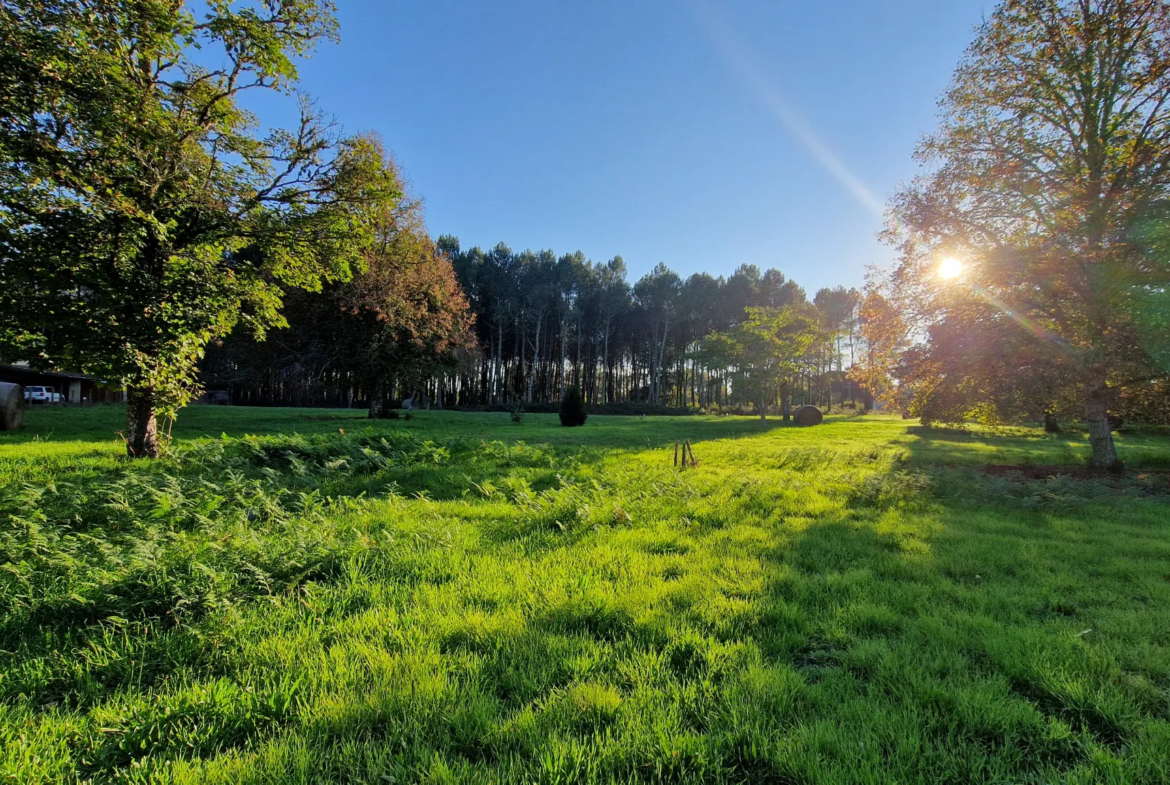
[23,385,62,404]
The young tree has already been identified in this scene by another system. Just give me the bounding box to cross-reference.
[0,0,396,456]
[703,305,821,421]
[887,0,1170,468]
[849,289,909,412]
[558,385,588,427]
[339,180,475,418]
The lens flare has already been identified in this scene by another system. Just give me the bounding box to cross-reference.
[939,258,964,280]
[692,1,885,219]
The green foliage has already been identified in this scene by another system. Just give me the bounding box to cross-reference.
[1,408,1169,782]
[702,305,822,419]
[438,242,842,415]
[558,386,588,427]
[0,0,399,453]
[886,0,1170,466]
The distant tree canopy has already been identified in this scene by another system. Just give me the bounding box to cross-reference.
[0,0,398,456]
[402,242,862,416]
[0,1,877,428]
[202,238,865,416]
[879,0,1170,467]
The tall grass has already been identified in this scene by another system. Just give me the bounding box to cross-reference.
[1,411,1168,782]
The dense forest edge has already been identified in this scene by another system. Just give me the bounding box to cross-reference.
[203,237,869,418]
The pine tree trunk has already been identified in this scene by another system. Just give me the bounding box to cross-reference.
[368,381,386,419]
[1085,379,1121,470]
[527,316,542,404]
[601,330,610,404]
[494,326,503,405]
[125,386,160,458]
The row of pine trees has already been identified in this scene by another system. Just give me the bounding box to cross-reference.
[203,235,868,415]
[443,238,866,412]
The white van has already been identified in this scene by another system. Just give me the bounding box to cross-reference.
[23,386,62,404]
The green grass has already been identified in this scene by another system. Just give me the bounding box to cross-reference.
[1,406,1168,783]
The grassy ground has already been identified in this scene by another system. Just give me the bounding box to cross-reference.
[1,406,1168,783]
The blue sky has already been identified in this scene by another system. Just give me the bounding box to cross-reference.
[266,0,990,293]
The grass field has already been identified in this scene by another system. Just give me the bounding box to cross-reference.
[2,406,1169,783]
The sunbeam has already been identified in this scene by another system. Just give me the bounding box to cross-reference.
[691,0,886,219]
[971,284,1078,358]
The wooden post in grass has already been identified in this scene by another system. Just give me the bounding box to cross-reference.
[674,440,698,469]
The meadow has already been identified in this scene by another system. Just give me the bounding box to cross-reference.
[1,406,1169,783]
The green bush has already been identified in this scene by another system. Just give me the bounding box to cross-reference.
[558,386,588,427]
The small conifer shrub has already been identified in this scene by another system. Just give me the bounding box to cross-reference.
[559,386,588,427]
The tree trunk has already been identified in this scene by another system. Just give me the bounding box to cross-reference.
[125,386,160,458]
[368,380,386,419]
[1043,410,1060,434]
[601,329,610,404]
[1085,381,1121,470]
[527,315,542,404]
[494,325,503,405]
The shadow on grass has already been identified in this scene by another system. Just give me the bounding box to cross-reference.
[9,413,1168,780]
[2,404,811,453]
[904,421,1170,472]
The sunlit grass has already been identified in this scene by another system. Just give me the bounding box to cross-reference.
[1,408,1168,782]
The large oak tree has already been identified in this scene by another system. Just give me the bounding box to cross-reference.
[887,0,1170,468]
[0,0,397,456]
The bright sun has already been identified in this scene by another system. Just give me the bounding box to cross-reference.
[938,257,964,280]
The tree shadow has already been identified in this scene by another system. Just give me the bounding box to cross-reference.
[905,421,1170,472]
[21,414,1165,781]
[1,405,813,453]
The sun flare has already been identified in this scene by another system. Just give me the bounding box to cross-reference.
[938,257,964,280]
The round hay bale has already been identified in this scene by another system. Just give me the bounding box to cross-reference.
[793,405,823,427]
[0,382,24,431]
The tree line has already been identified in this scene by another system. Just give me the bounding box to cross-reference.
[440,240,865,415]
[204,235,868,419]
[10,0,1161,470]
